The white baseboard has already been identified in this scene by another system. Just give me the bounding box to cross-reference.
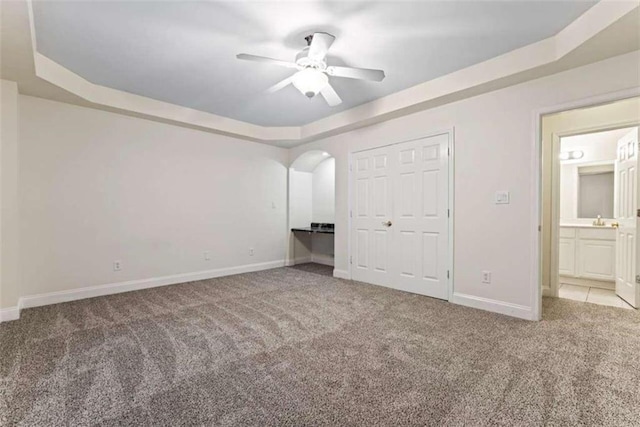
[333,269,350,280]
[451,292,534,321]
[311,254,335,266]
[0,306,21,322]
[2,260,285,322]
[287,255,334,266]
[286,256,312,266]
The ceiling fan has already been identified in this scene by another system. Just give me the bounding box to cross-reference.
[236,32,385,107]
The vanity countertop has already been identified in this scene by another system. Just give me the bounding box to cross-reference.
[560,223,616,229]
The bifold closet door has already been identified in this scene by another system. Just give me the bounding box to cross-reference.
[351,133,450,299]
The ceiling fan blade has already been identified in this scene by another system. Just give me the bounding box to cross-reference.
[326,66,385,82]
[266,76,294,94]
[236,54,299,69]
[308,32,335,61]
[320,84,342,107]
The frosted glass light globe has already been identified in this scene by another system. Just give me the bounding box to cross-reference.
[292,69,328,98]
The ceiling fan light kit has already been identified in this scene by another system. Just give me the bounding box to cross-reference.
[292,68,328,98]
[237,32,385,107]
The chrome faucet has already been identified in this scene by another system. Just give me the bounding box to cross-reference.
[593,215,606,226]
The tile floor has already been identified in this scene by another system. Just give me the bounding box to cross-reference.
[558,283,635,309]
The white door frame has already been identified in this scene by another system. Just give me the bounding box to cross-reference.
[347,128,455,301]
[532,88,640,321]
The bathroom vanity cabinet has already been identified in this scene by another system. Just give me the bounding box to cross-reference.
[559,225,616,282]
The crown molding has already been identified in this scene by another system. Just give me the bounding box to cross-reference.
[32,53,301,142]
[21,0,640,147]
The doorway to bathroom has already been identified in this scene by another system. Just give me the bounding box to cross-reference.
[540,96,640,311]
[557,128,636,309]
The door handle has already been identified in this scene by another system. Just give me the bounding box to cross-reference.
[382,220,392,227]
[611,222,620,228]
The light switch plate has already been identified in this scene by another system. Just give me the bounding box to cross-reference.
[482,271,492,284]
[495,191,510,204]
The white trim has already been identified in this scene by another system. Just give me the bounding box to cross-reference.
[0,260,285,322]
[447,129,455,302]
[451,292,534,321]
[532,87,640,322]
[531,106,543,321]
[333,269,350,280]
[350,128,454,155]
[310,254,335,266]
[344,148,357,281]
[550,132,562,299]
[0,306,21,322]
[285,256,312,266]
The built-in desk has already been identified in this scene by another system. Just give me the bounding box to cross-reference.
[291,223,334,265]
[291,226,335,234]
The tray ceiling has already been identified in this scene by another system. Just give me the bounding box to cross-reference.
[31,1,596,127]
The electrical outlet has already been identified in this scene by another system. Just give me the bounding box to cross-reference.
[204,251,211,261]
[482,271,492,284]
[249,247,254,256]
[113,260,122,271]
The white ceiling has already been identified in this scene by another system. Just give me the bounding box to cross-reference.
[31,0,597,127]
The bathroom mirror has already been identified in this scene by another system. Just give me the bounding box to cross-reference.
[577,164,614,219]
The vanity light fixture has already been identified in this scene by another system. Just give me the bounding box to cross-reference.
[559,150,584,160]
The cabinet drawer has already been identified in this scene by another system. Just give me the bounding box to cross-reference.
[578,227,615,241]
[559,227,576,238]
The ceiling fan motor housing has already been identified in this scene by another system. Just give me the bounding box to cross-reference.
[295,47,327,71]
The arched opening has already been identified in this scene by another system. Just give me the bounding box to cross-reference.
[287,150,335,272]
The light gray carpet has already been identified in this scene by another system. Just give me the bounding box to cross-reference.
[1,266,639,426]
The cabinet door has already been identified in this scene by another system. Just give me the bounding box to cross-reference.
[559,237,576,276]
[578,239,616,281]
